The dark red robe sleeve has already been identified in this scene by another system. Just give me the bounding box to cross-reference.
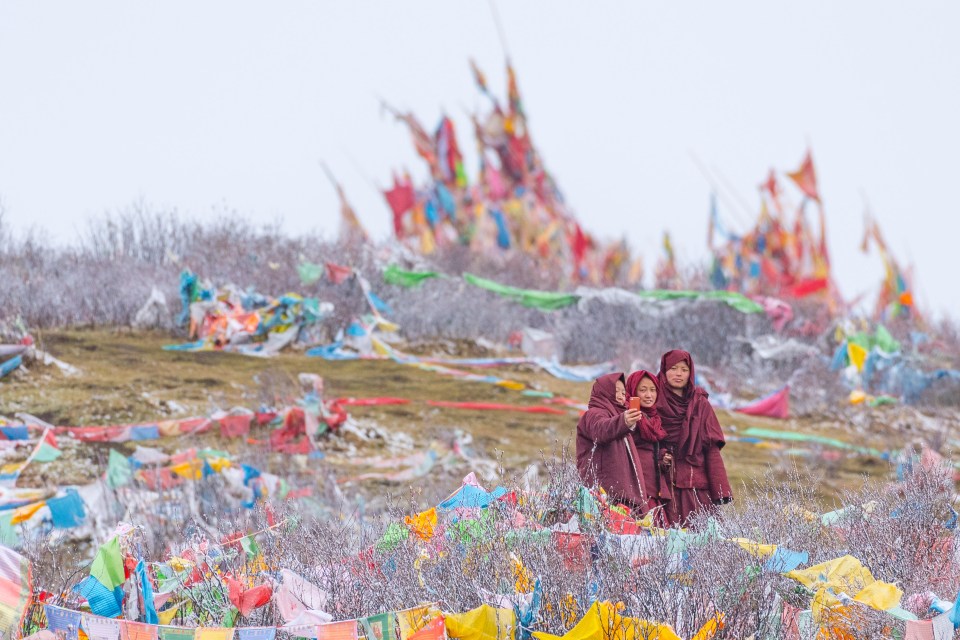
[704,445,733,503]
[578,409,631,446]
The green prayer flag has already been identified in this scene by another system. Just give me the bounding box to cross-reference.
[874,325,901,353]
[383,265,440,288]
[32,441,61,463]
[159,628,196,640]
[463,273,579,310]
[375,522,409,553]
[107,449,132,488]
[222,607,238,628]
[297,262,325,286]
[90,536,125,590]
[868,395,897,407]
[361,612,396,640]
[0,511,20,547]
[240,535,260,559]
[635,290,764,314]
[848,331,873,351]
[576,486,600,518]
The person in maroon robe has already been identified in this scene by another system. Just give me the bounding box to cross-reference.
[575,372,651,513]
[655,350,733,527]
[625,370,670,520]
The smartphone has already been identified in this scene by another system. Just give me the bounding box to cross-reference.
[628,397,641,411]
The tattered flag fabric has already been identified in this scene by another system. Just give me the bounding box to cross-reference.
[0,546,32,640]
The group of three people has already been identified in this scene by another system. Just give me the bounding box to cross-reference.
[576,349,733,527]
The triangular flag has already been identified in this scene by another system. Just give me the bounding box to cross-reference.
[786,150,821,202]
[33,430,62,463]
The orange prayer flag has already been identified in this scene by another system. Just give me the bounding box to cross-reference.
[787,150,821,202]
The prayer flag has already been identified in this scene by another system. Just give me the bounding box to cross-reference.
[786,150,821,202]
[32,430,62,463]
[235,629,275,640]
[46,489,86,528]
[326,263,353,285]
[407,617,446,640]
[123,621,159,640]
[107,450,133,488]
[45,605,82,640]
[316,620,358,640]
[74,536,125,618]
[82,614,123,640]
[158,627,196,640]
[361,612,396,640]
[445,605,515,640]
[195,629,235,640]
[0,545,32,639]
[398,606,441,640]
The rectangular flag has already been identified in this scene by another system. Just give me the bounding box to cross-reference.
[82,614,123,640]
[0,546,32,640]
[316,620,358,640]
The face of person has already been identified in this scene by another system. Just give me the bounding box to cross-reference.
[666,362,690,391]
[636,377,658,408]
[614,379,626,405]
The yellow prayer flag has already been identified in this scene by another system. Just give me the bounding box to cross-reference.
[195,628,235,640]
[445,605,516,640]
[157,603,181,625]
[531,601,681,640]
[398,604,442,640]
[690,613,724,640]
[853,580,902,611]
[730,538,777,559]
[847,343,867,372]
[786,555,875,596]
[11,501,45,524]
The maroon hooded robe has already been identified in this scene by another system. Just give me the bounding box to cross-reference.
[576,372,649,511]
[655,350,733,527]
[625,370,670,517]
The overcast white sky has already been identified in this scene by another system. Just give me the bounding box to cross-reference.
[1,2,958,318]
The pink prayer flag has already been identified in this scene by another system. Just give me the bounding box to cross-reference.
[122,621,159,640]
[904,619,934,640]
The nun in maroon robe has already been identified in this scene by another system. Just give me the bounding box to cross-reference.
[625,370,670,518]
[576,372,650,513]
[655,350,733,527]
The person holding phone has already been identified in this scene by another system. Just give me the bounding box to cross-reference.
[655,349,733,528]
[575,372,650,513]
[625,370,670,521]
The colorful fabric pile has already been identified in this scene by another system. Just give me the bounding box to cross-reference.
[6,469,958,640]
[861,215,917,323]
[381,62,641,287]
[707,151,838,306]
[168,271,333,355]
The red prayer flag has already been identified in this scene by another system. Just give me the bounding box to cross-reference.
[226,576,273,617]
[218,414,252,439]
[325,262,353,285]
[384,175,417,237]
[734,386,790,419]
[788,277,828,298]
